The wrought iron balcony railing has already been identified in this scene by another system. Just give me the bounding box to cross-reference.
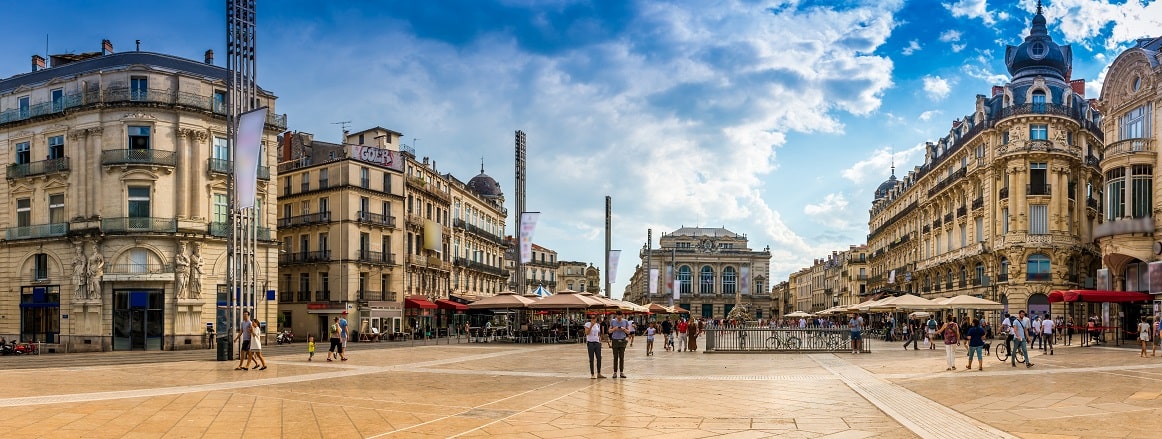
[102,217,177,233]
[6,223,69,241]
[101,149,176,167]
[208,158,270,180]
[355,211,396,228]
[279,251,332,264]
[1026,183,1051,196]
[278,211,331,228]
[7,157,69,179]
[356,250,397,265]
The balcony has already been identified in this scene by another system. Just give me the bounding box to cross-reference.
[1105,138,1154,158]
[1086,197,1099,211]
[1085,155,1101,168]
[0,86,288,131]
[358,290,387,301]
[922,225,930,234]
[998,272,1009,282]
[208,158,271,180]
[278,211,331,228]
[102,217,177,234]
[454,257,508,277]
[999,187,1009,200]
[943,213,953,223]
[1027,272,1051,282]
[355,211,396,228]
[927,167,967,197]
[454,218,504,244]
[314,291,332,302]
[6,223,68,241]
[356,250,397,266]
[296,291,311,302]
[279,251,331,264]
[956,206,967,218]
[105,262,174,275]
[101,149,176,167]
[209,222,272,240]
[971,197,984,210]
[7,157,69,179]
[1026,183,1051,196]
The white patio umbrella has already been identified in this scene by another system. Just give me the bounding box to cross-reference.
[935,295,1004,310]
[784,311,812,318]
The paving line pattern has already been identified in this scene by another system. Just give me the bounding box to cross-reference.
[813,354,1017,439]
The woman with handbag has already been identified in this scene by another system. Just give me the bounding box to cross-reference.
[937,315,961,371]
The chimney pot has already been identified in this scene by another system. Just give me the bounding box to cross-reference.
[31,55,45,72]
[204,49,214,64]
[101,39,114,55]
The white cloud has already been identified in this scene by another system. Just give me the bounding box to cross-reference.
[804,193,851,228]
[902,40,921,55]
[939,30,961,43]
[922,75,952,100]
[1044,0,1162,50]
[951,43,966,53]
[943,0,995,25]
[841,145,925,185]
[918,110,941,122]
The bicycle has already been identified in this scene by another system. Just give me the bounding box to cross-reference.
[994,339,1026,364]
[766,331,803,350]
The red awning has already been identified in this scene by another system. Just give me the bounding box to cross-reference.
[435,299,468,311]
[1049,290,1153,303]
[404,296,438,309]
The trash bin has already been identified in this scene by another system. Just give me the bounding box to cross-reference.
[216,336,233,361]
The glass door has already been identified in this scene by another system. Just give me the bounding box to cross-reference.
[113,290,164,350]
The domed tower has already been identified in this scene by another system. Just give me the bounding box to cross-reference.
[874,167,898,201]
[466,161,504,205]
[1005,1,1072,84]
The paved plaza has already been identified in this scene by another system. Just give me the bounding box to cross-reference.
[1,339,1161,438]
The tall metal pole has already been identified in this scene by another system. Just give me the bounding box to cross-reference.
[513,130,526,294]
[604,196,611,298]
[645,228,652,303]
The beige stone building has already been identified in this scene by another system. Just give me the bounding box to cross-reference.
[627,227,773,320]
[771,280,791,318]
[557,261,599,293]
[449,166,507,301]
[504,239,559,294]
[1095,36,1161,300]
[0,42,285,351]
[865,8,1103,318]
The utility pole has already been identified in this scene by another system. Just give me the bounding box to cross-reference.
[604,196,611,298]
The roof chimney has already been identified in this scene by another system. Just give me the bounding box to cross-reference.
[1070,79,1086,97]
[204,49,214,64]
[31,55,45,72]
[101,39,114,55]
[991,85,1004,97]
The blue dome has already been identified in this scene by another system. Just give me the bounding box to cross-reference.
[1005,4,1070,82]
[874,174,898,200]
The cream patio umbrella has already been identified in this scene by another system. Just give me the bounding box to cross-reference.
[466,292,538,309]
[935,295,1004,310]
[873,294,939,310]
[527,290,605,340]
[784,311,812,318]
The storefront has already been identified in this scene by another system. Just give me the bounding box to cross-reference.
[435,298,469,337]
[20,286,60,344]
[112,289,164,350]
[404,295,437,338]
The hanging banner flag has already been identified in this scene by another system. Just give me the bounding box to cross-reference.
[519,212,540,264]
[649,268,659,296]
[607,250,621,284]
[424,219,442,252]
[740,266,750,295]
[888,269,896,284]
[233,107,268,208]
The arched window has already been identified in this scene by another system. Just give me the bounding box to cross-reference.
[959,265,967,287]
[699,266,714,295]
[722,267,737,296]
[999,257,1010,282]
[974,263,985,285]
[678,266,692,295]
[1027,254,1051,281]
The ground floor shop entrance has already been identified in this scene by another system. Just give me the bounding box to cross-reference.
[112,290,164,350]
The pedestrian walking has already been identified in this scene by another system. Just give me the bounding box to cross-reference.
[585,314,606,379]
[339,311,350,356]
[937,315,961,371]
[676,318,688,352]
[233,310,253,371]
[688,318,701,352]
[326,317,343,362]
[849,313,864,354]
[1013,310,1034,368]
[926,316,938,350]
[307,335,316,361]
[1139,317,1151,358]
[608,311,630,378]
[966,318,985,371]
[902,318,918,350]
[645,322,656,356]
[660,318,673,351]
[1041,314,1054,355]
[250,318,267,370]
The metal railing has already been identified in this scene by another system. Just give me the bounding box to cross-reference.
[105,262,174,275]
[7,157,69,179]
[6,223,69,240]
[208,222,271,240]
[278,211,331,228]
[355,211,396,228]
[356,250,396,265]
[704,327,868,353]
[279,251,331,264]
[1027,183,1051,196]
[102,149,177,167]
[102,217,177,233]
[208,158,270,180]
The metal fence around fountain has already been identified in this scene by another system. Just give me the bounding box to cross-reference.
[703,326,870,353]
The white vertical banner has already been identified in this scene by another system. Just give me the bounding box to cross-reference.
[888,269,896,284]
[519,212,540,264]
[607,250,621,284]
[649,268,659,296]
[665,266,675,299]
[234,107,268,208]
[740,266,749,295]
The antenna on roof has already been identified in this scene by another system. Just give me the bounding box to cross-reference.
[331,121,351,141]
[480,157,485,174]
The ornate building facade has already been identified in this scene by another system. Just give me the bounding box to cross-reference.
[1096,36,1161,297]
[627,227,773,319]
[449,166,507,301]
[0,42,286,351]
[557,261,599,293]
[402,152,453,299]
[504,239,559,294]
[865,6,1103,316]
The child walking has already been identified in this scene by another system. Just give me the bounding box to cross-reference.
[645,322,656,356]
[307,335,316,361]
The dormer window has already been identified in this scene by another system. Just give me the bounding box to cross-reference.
[1029,42,1047,59]
[1032,91,1046,113]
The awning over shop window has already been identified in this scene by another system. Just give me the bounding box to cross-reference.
[1048,290,1153,303]
[404,296,438,309]
[435,299,468,311]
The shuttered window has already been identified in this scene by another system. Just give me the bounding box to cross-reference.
[1030,204,1048,235]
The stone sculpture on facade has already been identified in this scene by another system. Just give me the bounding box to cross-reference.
[174,241,191,300]
[86,241,104,300]
[72,242,86,301]
[189,243,204,299]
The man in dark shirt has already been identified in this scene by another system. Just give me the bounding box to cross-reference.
[660,318,674,351]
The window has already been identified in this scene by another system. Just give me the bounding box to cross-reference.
[361,167,370,188]
[1106,167,1126,220]
[1120,104,1152,141]
[975,217,984,242]
[1029,162,1048,195]
[974,263,985,285]
[127,186,150,218]
[300,235,310,255]
[1002,208,1009,233]
[360,197,370,215]
[48,135,64,160]
[1000,258,1010,282]
[299,273,310,296]
[213,90,226,113]
[319,233,329,252]
[722,267,737,296]
[1030,124,1048,140]
[48,194,64,224]
[1027,254,1051,281]
[1031,91,1046,112]
[301,171,310,192]
[319,168,328,189]
[16,198,30,227]
[129,249,148,273]
[678,266,692,295]
[1132,165,1152,218]
[213,194,228,224]
[18,96,29,118]
[128,126,151,150]
[960,225,966,247]
[33,253,49,281]
[15,141,30,164]
[130,76,148,101]
[51,88,63,112]
[383,173,391,193]
[1030,204,1048,235]
[699,266,714,295]
[213,137,229,160]
[1003,131,1010,144]
[318,198,329,216]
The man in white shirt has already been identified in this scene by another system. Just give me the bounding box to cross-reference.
[584,314,605,379]
[798,318,807,329]
[1040,313,1054,355]
[1012,310,1034,368]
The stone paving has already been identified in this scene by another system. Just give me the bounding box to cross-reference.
[0,339,1160,437]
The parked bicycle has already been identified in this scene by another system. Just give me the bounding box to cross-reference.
[766,331,803,350]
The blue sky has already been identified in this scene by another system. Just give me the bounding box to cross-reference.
[2,0,1159,298]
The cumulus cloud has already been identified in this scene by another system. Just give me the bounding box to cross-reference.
[1044,0,1162,50]
[841,145,926,185]
[918,110,941,122]
[922,75,952,100]
[939,30,961,43]
[804,193,852,228]
[943,0,995,25]
[902,40,921,55]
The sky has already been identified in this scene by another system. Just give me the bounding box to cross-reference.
[1,0,1159,299]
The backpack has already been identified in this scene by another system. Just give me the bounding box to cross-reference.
[927,319,937,330]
